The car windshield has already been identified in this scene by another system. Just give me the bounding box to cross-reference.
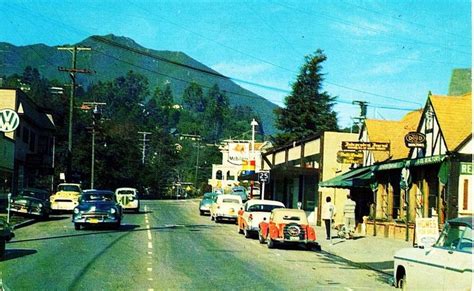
[82,193,115,202]
[58,185,80,192]
[435,223,472,252]
[203,193,214,199]
[19,190,48,200]
[247,204,284,212]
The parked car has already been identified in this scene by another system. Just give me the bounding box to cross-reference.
[393,216,473,290]
[231,186,249,202]
[258,208,317,249]
[237,199,285,238]
[8,188,51,219]
[199,192,216,215]
[115,187,140,213]
[72,190,123,230]
[50,183,82,212]
[0,218,14,260]
[210,194,242,223]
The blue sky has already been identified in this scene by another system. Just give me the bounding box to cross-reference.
[1,0,471,128]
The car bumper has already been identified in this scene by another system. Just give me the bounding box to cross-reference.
[200,205,211,211]
[216,213,238,219]
[9,207,47,217]
[72,216,120,224]
[51,201,78,211]
[273,238,315,244]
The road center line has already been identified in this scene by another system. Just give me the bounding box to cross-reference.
[148,241,153,249]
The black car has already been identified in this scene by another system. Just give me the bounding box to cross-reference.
[72,190,123,230]
[8,188,51,219]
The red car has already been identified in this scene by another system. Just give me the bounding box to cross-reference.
[259,208,317,249]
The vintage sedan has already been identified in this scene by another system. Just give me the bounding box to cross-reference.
[393,216,473,290]
[199,192,216,215]
[258,208,317,249]
[210,194,242,223]
[50,183,82,212]
[0,218,14,260]
[115,187,140,213]
[8,188,51,219]
[237,199,285,238]
[72,190,123,230]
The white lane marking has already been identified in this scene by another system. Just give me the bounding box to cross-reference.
[148,242,153,249]
[147,268,153,272]
[147,251,153,255]
[344,288,353,291]
[147,229,152,240]
[148,278,154,281]
[148,289,154,291]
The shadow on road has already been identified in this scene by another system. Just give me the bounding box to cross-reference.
[2,248,37,261]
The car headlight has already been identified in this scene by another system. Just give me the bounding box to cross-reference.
[110,208,116,214]
[73,208,80,214]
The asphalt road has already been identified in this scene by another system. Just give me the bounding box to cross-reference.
[1,199,392,290]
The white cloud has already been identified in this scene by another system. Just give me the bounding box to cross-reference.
[333,17,390,37]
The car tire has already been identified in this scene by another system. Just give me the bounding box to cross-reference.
[74,223,81,230]
[200,210,204,216]
[0,239,5,260]
[398,274,407,290]
[211,214,215,221]
[267,237,275,249]
[215,216,220,223]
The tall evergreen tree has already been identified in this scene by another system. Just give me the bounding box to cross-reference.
[182,82,206,113]
[205,84,229,142]
[273,50,338,146]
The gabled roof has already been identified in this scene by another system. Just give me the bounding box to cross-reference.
[365,109,422,161]
[429,93,472,151]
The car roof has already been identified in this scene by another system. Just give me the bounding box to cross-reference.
[245,199,284,207]
[271,208,308,222]
[83,189,114,195]
[116,187,137,191]
[217,194,242,201]
[448,216,473,228]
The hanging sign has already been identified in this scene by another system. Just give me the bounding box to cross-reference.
[342,141,390,151]
[336,151,363,164]
[404,132,426,148]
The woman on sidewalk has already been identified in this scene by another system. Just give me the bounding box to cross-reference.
[321,196,336,240]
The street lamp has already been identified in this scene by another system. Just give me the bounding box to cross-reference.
[250,119,258,199]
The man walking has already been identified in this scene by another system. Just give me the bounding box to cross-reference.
[321,196,336,240]
[343,194,356,239]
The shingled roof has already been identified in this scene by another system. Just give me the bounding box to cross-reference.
[429,93,472,151]
[365,109,422,162]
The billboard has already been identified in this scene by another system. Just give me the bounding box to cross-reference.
[227,143,249,165]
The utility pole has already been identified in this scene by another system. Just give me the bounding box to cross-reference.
[81,102,106,189]
[139,132,152,164]
[57,46,93,181]
[194,136,202,189]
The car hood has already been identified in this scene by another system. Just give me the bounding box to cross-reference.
[13,196,48,205]
[53,191,80,197]
[200,199,213,205]
[77,201,118,211]
[394,246,426,260]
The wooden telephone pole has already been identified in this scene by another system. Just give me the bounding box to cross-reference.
[57,46,93,181]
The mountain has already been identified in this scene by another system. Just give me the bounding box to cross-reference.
[0,34,279,134]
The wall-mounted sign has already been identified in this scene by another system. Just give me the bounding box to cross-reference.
[227,143,249,165]
[336,151,363,164]
[404,132,426,148]
[460,162,472,175]
[342,141,390,151]
[0,109,20,132]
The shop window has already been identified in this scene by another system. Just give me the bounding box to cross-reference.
[463,179,469,210]
[216,170,222,180]
[226,171,234,181]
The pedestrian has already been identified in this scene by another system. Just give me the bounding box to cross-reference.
[321,196,336,240]
[343,194,356,239]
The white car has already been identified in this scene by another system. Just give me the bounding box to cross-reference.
[393,216,473,290]
[237,199,285,238]
[210,194,242,223]
[115,187,140,213]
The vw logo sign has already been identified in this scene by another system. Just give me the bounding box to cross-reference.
[0,109,20,133]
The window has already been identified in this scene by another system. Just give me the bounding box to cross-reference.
[463,179,469,210]
[435,223,472,252]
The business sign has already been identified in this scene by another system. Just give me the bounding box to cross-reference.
[342,141,390,151]
[0,109,20,132]
[227,143,249,165]
[415,217,439,248]
[404,132,426,148]
[336,151,363,164]
[460,162,472,175]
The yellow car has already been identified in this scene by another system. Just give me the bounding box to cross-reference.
[50,183,82,212]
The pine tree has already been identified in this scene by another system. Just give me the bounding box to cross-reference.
[273,50,338,146]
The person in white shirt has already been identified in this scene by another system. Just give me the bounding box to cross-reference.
[343,194,356,238]
[321,196,336,240]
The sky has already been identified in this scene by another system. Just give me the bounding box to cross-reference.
[1,0,471,129]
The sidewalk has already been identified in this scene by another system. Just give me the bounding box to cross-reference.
[314,225,412,275]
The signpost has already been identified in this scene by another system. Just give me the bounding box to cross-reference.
[258,171,270,200]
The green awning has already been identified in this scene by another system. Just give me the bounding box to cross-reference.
[319,166,373,189]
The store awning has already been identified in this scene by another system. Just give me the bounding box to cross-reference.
[375,155,446,171]
[319,166,373,189]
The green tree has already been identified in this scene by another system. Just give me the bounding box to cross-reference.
[204,84,229,142]
[182,82,206,113]
[273,50,338,146]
